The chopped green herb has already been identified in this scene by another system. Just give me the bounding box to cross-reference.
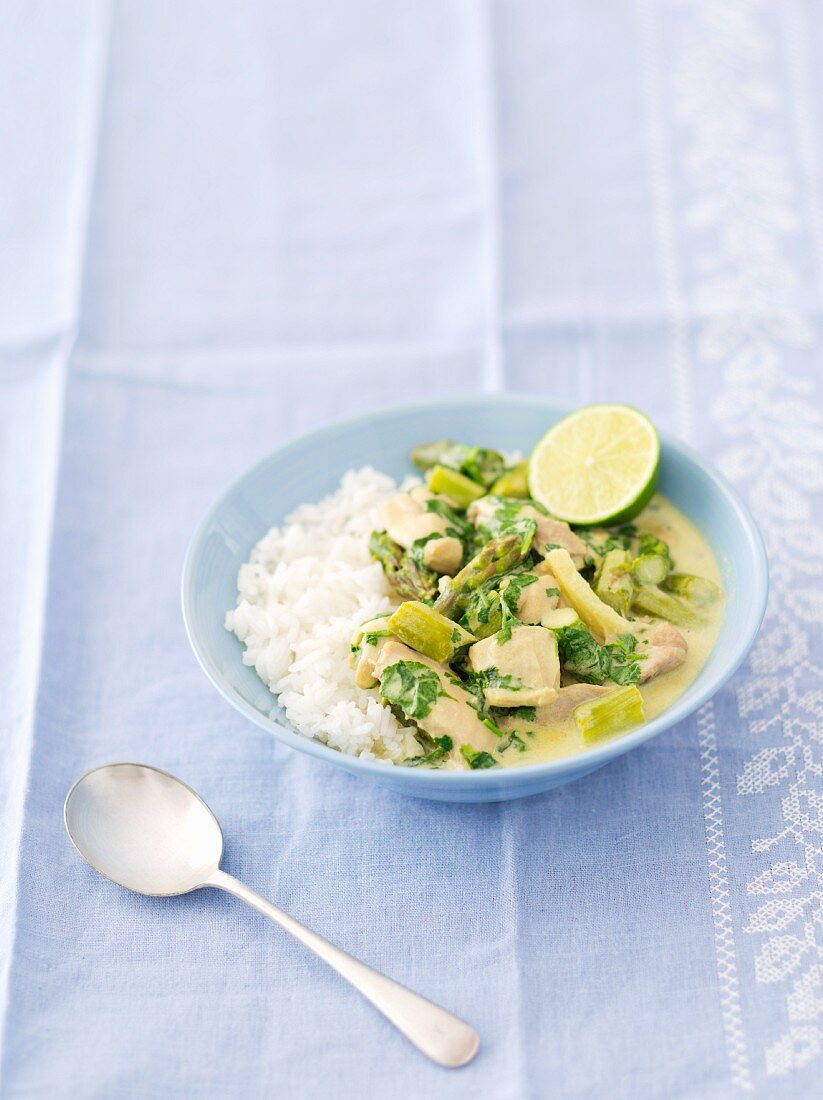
[466,667,525,694]
[407,532,441,570]
[404,735,453,767]
[424,497,474,543]
[497,573,538,644]
[411,442,506,488]
[556,623,643,686]
[476,497,546,542]
[458,583,503,639]
[577,525,638,556]
[379,660,444,720]
[460,744,498,769]
[497,731,527,753]
[507,705,536,722]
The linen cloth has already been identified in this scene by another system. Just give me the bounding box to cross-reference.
[1,1,821,1097]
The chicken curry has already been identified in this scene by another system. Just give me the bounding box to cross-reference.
[350,440,724,770]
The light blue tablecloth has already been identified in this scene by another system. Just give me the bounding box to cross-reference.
[2,2,821,1096]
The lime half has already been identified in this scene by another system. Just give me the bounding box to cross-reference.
[528,405,660,525]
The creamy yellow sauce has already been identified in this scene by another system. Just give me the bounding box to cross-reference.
[503,493,725,767]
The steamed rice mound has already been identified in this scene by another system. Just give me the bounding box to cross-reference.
[225,467,419,762]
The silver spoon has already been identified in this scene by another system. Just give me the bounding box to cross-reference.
[64,763,479,1068]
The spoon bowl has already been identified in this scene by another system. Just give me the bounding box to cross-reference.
[65,763,223,896]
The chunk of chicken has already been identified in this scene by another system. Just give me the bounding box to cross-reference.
[467,497,588,563]
[468,625,560,707]
[533,683,613,723]
[504,575,560,625]
[350,616,392,689]
[373,640,497,753]
[377,492,450,550]
[536,516,589,561]
[635,621,688,682]
[422,536,463,576]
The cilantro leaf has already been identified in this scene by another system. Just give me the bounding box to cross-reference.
[424,497,475,544]
[556,623,642,686]
[497,573,538,644]
[404,734,453,768]
[379,661,444,720]
[465,667,525,693]
[460,744,498,769]
[507,705,536,722]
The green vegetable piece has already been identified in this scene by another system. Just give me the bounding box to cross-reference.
[508,705,536,722]
[638,533,673,568]
[404,735,453,768]
[497,731,527,753]
[410,441,505,487]
[460,744,498,769]
[378,660,444,720]
[387,601,476,663]
[577,524,638,557]
[497,572,538,643]
[427,464,486,507]
[482,715,506,738]
[632,553,669,586]
[594,548,634,617]
[574,685,645,743]
[368,530,438,602]
[434,522,536,619]
[490,461,530,498]
[472,495,547,541]
[423,497,475,543]
[460,448,506,489]
[468,667,526,694]
[540,606,580,630]
[458,584,503,640]
[665,572,723,607]
[556,623,642,686]
[545,548,634,640]
[411,440,455,472]
[631,585,704,628]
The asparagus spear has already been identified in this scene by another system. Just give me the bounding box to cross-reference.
[574,685,645,743]
[410,440,453,472]
[632,554,668,586]
[544,548,634,641]
[387,601,476,663]
[631,584,704,629]
[434,520,536,619]
[664,572,723,607]
[409,441,504,487]
[630,534,672,583]
[594,548,634,617]
[490,461,530,499]
[427,464,486,508]
[368,530,438,602]
[638,533,673,565]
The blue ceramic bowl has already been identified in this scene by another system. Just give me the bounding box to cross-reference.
[182,397,768,803]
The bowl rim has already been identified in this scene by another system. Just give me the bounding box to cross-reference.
[181,394,769,786]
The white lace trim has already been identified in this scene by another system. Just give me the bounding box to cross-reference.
[667,0,823,1081]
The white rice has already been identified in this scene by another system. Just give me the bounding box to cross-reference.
[225,466,421,762]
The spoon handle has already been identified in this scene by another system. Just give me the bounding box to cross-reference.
[205,868,479,1068]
